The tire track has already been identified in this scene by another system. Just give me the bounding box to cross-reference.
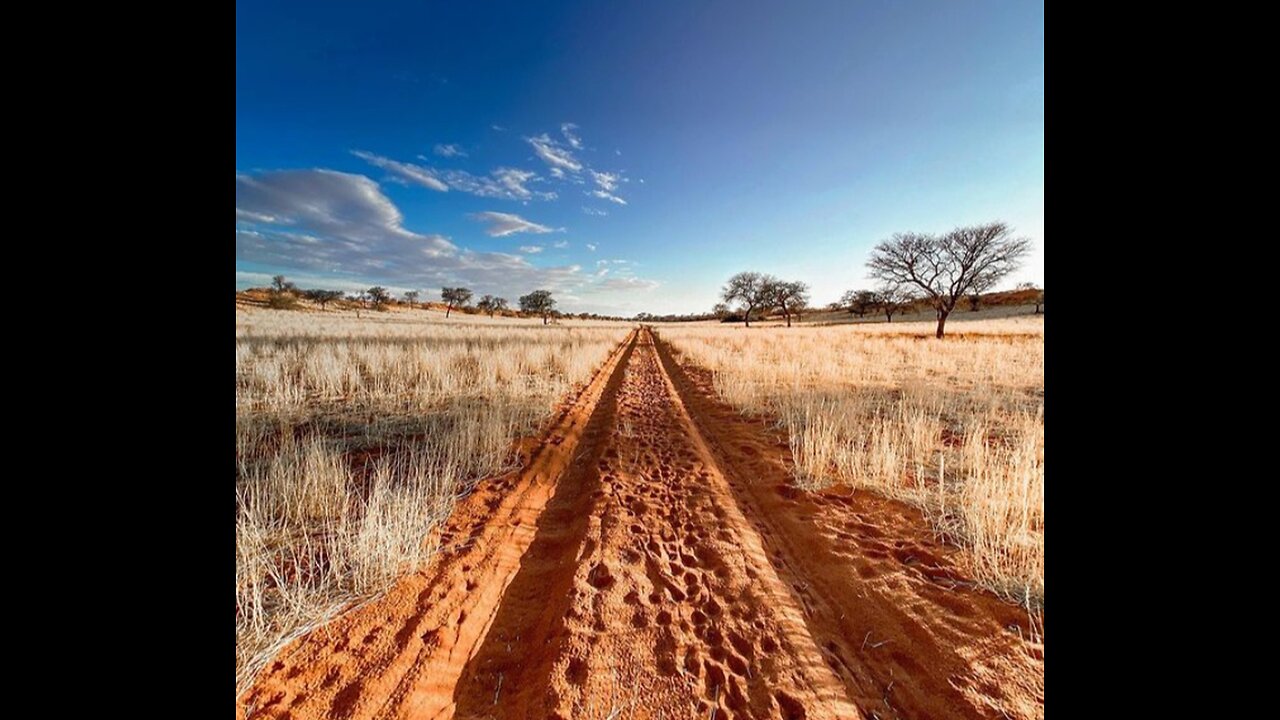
[242,329,638,720]
[651,329,1044,720]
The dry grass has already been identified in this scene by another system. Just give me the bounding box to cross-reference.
[235,308,630,695]
[657,315,1044,610]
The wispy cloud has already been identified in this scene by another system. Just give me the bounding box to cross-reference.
[352,150,448,191]
[519,245,543,254]
[354,150,553,201]
[561,123,583,149]
[590,189,627,205]
[589,169,628,204]
[553,240,569,248]
[433,143,467,158]
[526,133,583,173]
[582,206,608,217]
[447,167,555,201]
[586,243,598,251]
[471,211,555,237]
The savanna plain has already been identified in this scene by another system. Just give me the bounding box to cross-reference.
[236,303,1044,720]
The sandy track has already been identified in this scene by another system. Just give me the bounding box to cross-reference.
[242,328,1042,720]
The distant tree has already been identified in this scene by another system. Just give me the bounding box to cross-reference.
[841,289,879,318]
[367,286,390,309]
[767,279,809,328]
[303,288,342,309]
[712,302,730,319]
[271,275,297,294]
[875,284,914,323]
[868,221,1031,338]
[519,289,557,324]
[403,290,420,307]
[266,275,299,309]
[1016,283,1044,315]
[721,271,774,328]
[476,294,509,317]
[441,287,473,318]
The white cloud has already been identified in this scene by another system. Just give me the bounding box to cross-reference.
[561,123,583,149]
[444,166,555,201]
[591,170,619,192]
[355,150,554,201]
[433,143,467,158]
[590,189,628,205]
[553,240,569,248]
[471,211,555,237]
[352,150,449,191]
[235,169,587,298]
[519,245,543,254]
[586,243,598,251]
[582,206,608,216]
[596,276,660,291]
[526,133,583,172]
[596,267,609,277]
[587,169,628,205]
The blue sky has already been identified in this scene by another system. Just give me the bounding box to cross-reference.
[237,0,1044,316]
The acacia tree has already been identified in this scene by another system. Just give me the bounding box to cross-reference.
[403,290,420,307]
[712,302,730,319]
[367,286,391,309]
[303,288,342,309]
[519,289,557,324]
[477,295,509,317]
[721,271,774,327]
[441,287,473,318]
[841,289,878,318]
[767,279,809,328]
[875,284,914,323]
[868,222,1030,338]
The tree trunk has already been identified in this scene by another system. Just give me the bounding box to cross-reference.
[543,314,548,325]
[446,304,452,318]
[784,306,791,327]
[744,305,751,328]
[885,310,893,322]
[935,310,949,338]
[1035,303,1042,314]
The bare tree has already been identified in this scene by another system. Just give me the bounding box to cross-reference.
[271,275,296,294]
[519,289,557,324]
[441,287,473,318]
[721,272,774,327]
[875,284,914,323]
[867,221,1030,338]
[767,279,809,327]
[403,290,420,307]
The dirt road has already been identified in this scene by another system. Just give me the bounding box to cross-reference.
[242,328,1042,720]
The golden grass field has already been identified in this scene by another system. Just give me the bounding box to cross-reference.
[235,307,631,692]
[236,303,1044,718]
[659,314,1044,610]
